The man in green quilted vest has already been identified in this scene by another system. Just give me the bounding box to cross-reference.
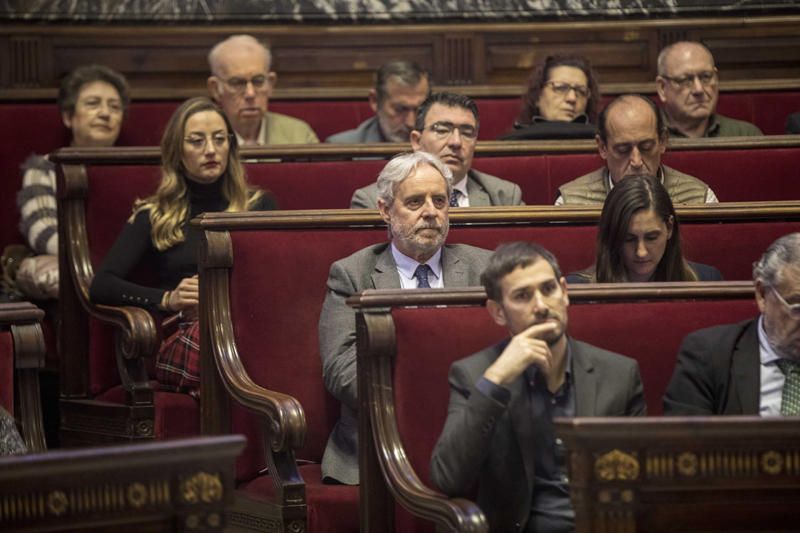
[556,94,717,205]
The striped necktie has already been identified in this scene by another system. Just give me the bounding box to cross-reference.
[776,359,800,416]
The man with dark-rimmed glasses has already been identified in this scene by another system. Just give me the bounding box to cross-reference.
[207,34,319,146]
[656,41,762,138]
[664,233,800,415]
[350,92,524,208]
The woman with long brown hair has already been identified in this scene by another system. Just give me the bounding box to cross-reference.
[90,96,276,396]
[567,175,721,283]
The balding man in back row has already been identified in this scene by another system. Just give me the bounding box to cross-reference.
[207,34,318,146]
[351,92,524,208]
[327,61,431,143]
[656,41,762,138]
[556,94,717,205]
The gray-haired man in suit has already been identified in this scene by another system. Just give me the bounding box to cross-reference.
[430,241,646,532]
[350,92,525,208]
[319,151,492,485]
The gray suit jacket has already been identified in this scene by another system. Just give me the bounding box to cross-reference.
[430,338,646,532]
[350,169,525,209]
[326,116,385,144]
[663,318,760,415]
[318,241,492,484]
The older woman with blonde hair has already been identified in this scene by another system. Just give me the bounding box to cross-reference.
[90,96,276,396]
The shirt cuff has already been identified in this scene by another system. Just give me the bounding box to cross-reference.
[475,376,511,405]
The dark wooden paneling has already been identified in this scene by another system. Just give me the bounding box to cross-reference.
[2,17,800,93]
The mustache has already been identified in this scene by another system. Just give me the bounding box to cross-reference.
[414,221,445,233]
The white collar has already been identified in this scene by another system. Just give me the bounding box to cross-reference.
[390,243,443,282]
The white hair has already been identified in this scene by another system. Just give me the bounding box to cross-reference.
[376,152,453,207]
[208,34,272,76]
[753,233,800,287]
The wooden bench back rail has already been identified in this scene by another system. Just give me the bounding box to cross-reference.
[47,139,800,213]
[349,284,757,533]
[556,417,800,532]
[0,302,47,453]
[0,435,244,532]
[48,135,800,163]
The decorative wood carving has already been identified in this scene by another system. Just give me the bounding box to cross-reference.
[3,17,800,93]
[0,302,46,453]
[0,435,243,532]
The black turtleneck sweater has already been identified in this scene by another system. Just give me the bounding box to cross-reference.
[89,178,276,310]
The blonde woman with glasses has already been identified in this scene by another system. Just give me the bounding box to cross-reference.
[90,97,276,397]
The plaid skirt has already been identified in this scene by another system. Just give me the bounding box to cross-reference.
[155,318,200,398]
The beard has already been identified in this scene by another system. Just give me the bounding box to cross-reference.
[390,217,449,258]
[378,113,411,143]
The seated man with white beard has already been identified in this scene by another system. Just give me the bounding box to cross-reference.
[318,151,492,485]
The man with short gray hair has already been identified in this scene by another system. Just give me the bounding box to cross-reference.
[664,232,800,415]
[207,34,318,145]
[318,151,492,484]
[327,61,431,143]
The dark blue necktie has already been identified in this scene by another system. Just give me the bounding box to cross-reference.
[413,264,432,288]
[449,189,460,207]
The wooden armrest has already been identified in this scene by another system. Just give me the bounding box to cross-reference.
[0,302,47,452]
[201,231,305,453]
[92,303,159,360]
[358,311,488,532]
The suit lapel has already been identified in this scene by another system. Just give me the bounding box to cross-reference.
[371,245,402,289]
[571,340,597,416]
[730,321,760,415]
[466,171,491,207]
[441,246,468,287]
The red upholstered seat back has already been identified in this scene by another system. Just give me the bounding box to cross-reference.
[0,103,70,251]
[475,98,524,140]
[84,165,162,395]
[245,159,386,209]
[388,295,758,532]
[472,156,551,204]
[663,148,800,202]
[568,299,758,414]
[716,91,800,135]
[0,331,14,414]
[226,227,391,481]
[449,225,598,276]
[680,221,800,280]
[270,100,374,141]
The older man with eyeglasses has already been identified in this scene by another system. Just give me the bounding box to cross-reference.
[350,92,524,208]
[656,41,762,138]
[664,233,800,416]
[207,34,319,146]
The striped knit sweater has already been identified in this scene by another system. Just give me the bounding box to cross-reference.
[17,154,57,255]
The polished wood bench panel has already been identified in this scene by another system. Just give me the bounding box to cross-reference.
[349,284,758,532]
[556,417,800,532]
[0,302,46,453]
[0,435,244,532]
